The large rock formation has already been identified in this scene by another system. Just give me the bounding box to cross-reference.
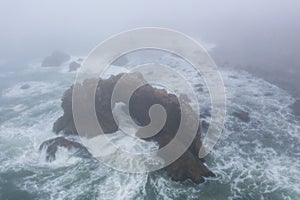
[46,72,215,184]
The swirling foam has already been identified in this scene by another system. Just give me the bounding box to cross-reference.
[0,54,299,199]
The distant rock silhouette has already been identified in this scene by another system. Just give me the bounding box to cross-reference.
[41,51,70,67]
[68,61,80,72]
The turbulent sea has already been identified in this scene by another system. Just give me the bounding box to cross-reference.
[0,52,299,200]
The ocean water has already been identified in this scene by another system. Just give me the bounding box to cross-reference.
[0,53,299,200]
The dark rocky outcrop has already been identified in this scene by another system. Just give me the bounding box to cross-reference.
[165,150,215,184]
[48,72,214,183]
[232,110,250,123]
[68,61,81,72]
[39,137,90,162]
[41,51,70,67]
[201,120,210,130]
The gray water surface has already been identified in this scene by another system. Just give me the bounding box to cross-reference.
[0,54,299,200]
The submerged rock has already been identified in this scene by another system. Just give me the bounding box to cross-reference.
[201,120,210,130]
[68,61,80,72]
[39,137,90,162]
[20,84,30,90]
[264,92,273,96]
[232,110,250,123]
[290,99,300,116]
[49,72,214,183]
[41,51,70,67]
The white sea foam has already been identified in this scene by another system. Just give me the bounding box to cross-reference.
[0,54,299,199]
[2,81,59,98]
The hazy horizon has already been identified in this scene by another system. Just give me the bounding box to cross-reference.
[1,0,300,66]
[0,2,300,199]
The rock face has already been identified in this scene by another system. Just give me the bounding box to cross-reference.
[41,51,71,67]
[68,61,80,72]
[49,72,214,183]
[39,137,90,162]
[232,110,250,123]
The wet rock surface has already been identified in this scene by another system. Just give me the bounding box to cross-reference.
[39,137,90,162]
[46,72,214,183]
[68,61,80,72]
[201,120,210,130]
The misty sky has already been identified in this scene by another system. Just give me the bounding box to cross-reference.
[1,0,300,68]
